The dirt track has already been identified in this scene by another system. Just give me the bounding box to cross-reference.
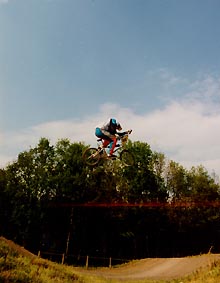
[77,254,220,280]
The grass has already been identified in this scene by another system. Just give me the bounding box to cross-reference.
[1,236,220,283]
[0,237,82,283]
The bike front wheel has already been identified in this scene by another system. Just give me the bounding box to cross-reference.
[82,147,101,166]
[120,149,135,166]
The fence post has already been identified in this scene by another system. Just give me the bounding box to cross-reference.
[109,257,112,268]
[86,255,89,269]
[62,253,65,265]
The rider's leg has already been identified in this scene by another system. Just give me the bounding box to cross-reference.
[95,127,105,139]
[103,139,110,148]
[109,137,117,155]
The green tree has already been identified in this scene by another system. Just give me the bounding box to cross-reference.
[188,165,220,202]
[122,141,168,202]
[0,169,7,235]
[52,139,87,202]
[3,138,88,248]
[164,160,189,201]
[2,136,220,259]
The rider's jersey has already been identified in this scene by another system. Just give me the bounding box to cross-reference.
[101,121,117,135]
[96,120,122,138]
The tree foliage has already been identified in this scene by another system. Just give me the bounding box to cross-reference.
[0,137,220,260]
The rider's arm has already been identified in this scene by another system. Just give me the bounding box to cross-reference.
[100,128,115,138]
[101,123,116,138]
[102,129,114,138]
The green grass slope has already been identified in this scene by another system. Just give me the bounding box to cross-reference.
[0,237,82,283]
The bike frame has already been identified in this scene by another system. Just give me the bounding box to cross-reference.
[82,130,134,167]
[97,133,129,157]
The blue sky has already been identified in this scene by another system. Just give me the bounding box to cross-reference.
[0,0,220,179]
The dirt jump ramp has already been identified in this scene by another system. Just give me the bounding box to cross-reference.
[80,254,220,280]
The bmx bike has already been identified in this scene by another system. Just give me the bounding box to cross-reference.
[82,130,135,167]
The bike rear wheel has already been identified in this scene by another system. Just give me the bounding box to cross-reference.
[82,147,101,166]
[120,149,135,166]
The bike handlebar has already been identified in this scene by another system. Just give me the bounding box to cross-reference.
[116,129,132,140]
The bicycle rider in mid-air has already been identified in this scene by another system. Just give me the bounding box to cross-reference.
[95,118,123,158]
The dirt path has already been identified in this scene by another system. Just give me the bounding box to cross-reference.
[77,254,220,280]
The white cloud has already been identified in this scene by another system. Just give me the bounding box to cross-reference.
[0,74,220,179]
[154,68,189,86]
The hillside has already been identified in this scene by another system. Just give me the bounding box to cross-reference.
[1,236,220,282]
[0,237,81,283]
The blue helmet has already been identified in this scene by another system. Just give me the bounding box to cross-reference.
[110,118,117,125]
